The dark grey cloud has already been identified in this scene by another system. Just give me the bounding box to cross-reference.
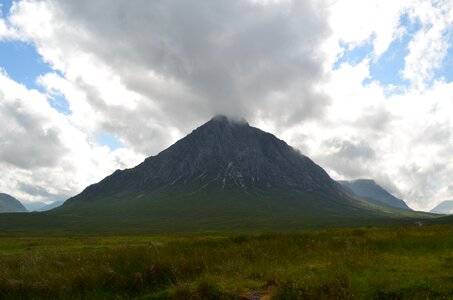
[397,161,448,203]
[353,106,393,132]
[418,121,451,144]
[315,137,376,178]
[17,182,68,202]
[447,185,453,194]
[323,138,375,159]
[38,0,332,154]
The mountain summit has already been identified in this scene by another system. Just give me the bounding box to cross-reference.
[56,116,419,231]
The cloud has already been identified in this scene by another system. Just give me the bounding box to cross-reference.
[8,0,332,144]
[316,137,376,179]
[1,0,333,204]
[403,1,453,89]
[0,71,144,203]
[326,0,453,89]
[0,70,67,169]
[0,17,19,40]
[326,0,406,59]
[308,61,453,210]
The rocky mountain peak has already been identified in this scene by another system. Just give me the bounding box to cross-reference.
[210,114,248,124]
[196,114,250,134]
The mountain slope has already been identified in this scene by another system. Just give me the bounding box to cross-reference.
[338,179,411,211]
[0,193,28,213]
[22,201,48,212]
[22,200,65,212]
[430,200,453,214]
[37,200,65,212]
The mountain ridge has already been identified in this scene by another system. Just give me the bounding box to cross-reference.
[338,179,411,211]
[0,193,28,213]
[430,200,453,214]
[38,200,65,212]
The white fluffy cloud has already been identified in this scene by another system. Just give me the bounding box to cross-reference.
[0,0,453,211]
[0,71,144,203]
[326,0,405,59]
[326,0,453,89]
[303,61,453,210]
[403,1,453,89]
[0,0,332,204]
[288,0,453,210]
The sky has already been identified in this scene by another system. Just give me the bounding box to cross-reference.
[0,0,453,211]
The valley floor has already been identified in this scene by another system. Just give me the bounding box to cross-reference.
[0,225,453,299]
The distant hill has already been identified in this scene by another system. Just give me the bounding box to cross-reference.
[23,200,66,212]
[37,200,65,212]
[338,179,412,211]
[22,201,48,212]
[430,200,453,214]
[0,193,28,213]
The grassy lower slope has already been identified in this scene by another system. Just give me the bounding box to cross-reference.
[0,225,453,299]
[0,190,438,234]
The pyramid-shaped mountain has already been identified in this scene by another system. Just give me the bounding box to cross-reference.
[56,116,415,230]
[67,115,347,202]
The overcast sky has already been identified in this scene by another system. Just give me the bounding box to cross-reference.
[1,0,453,211]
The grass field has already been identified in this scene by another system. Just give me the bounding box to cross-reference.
[1,225,453,299]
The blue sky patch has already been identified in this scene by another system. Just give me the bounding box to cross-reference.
[366,13,421,87]
[433,32,453,83]
[0,0,14,17]
[333,40,373,69]
[99,133,124,150]
[47,92,72,115]
[0,40,53,90]
[366,31,411,87]
[334,13,428,89]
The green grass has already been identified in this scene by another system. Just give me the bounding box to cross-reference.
[1,225,453,299]
[0,190,438,234]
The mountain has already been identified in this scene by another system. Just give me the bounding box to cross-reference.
[22,200,65,212]
[44,115,426,232]
[63,115,349,204]
[22,201,48,212]
[37,200,65,212]
[338,179,411,211]
[0,193,28,213]
[430,200,453,214]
